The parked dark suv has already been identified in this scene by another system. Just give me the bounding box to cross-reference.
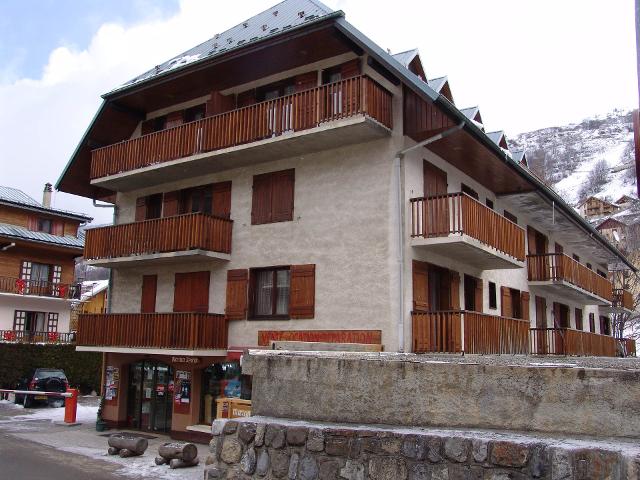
[15,368,69,408]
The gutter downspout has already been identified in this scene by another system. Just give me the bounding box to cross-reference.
[394,122,465,352]
[1,242,15,251]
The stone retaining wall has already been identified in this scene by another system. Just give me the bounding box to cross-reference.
[203,418,639,479]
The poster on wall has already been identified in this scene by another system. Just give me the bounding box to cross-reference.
[105,366,119,401]
[174,370,192,409]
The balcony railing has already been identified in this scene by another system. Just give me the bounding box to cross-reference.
[84,212,232,261]
[529,328,616,357]
[622,338,637,357]
[410,193,526,261]
[527,254,613,302]
[0,277,81,299]
[77,313,227,350]
[612,288,634,311]
[412,310,530,354]
[0,330,75,344]
[90,75,393,180]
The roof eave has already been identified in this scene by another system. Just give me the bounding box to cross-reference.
[0,200,92,222]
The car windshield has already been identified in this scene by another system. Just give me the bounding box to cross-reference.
[34,369,66,379]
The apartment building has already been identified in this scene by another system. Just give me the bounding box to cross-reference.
[0,184,90,343]
[56,0,634,438]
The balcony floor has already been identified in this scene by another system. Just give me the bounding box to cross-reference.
[410,234,525,270]
[85,248,231,268]
[91,115,390,192]
[76,345,227,356]
[529,280,611,305]
[598,304,634,315]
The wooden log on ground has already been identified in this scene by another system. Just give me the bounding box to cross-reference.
[158,442,198,462]
[108,435,148,455]
[107,447,120,455]
[155,456,167,465]
[169,457,199,469]
[118,449,140,458]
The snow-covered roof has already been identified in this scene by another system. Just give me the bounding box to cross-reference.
[0,185,92,221]
[0,222,84,249]
[487,131,505,145]
[115,0,335,92]
[427,76,448,93]
[511,149,528,166]
[460,106,479,120]
[392,49,420,68]
[81,280,109,302]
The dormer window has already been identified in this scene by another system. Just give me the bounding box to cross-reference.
[37,218,52,234]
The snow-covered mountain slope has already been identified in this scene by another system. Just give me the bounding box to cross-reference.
[510,110,636,205]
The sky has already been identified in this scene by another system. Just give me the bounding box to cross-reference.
[0,0,637,225]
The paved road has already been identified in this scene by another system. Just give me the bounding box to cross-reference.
[0,432,124,480]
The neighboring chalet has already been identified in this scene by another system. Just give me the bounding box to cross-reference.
[55,0,635,438]
[0,184,91,343]
[577,195,621,219]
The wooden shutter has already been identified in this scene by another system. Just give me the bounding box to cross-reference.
[141,119,154,136]
[501,287,512,317]
[295,71,318,92]
[271,169,295,222]
[135,196,147,221]
[236,90,256,108]
[173,271,209,313]
[225,269,248,320]
[339,59,361,79]
[165,110,184,129]
[207,91,237,115]
[527,227,537,255]
[412,261,429,312]
[423,160,448,197]
[520,292,530,321]
[52,221,64,236]
[27,216,38,231]
[450,271,460,310]
[289,264,316,319]
[212,181,232,218]
[552,302,561,328]
[251,173,273,225]
[141,275,157,313]
[535,296,547,328]
[162,191,180,218]
[474,279,483,313]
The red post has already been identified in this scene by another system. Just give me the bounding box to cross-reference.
[64,388,78,424]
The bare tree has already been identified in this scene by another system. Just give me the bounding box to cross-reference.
[577,159,610,201]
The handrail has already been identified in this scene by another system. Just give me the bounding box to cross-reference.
[77,313,227,350]
[84,212,233,260]
[0,277,81,299]
[527,253,613,301]
[90,75,393,179]
[0,330,75,344]
[529,327,616,357]
[409,192,526,261]
[612,288,634,310]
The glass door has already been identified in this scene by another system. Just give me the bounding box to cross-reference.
[127,361,173,433]
[152,363,172,432]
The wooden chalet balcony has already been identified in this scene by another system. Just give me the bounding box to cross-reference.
[0,330,75,344]
[84,213,232,266]
[602,288,635,313]
[76,313,227,352]
[0,276,81,300]
[529,328,616,357]
[527,253,613,304]
[90,75,393,191]
[412,310,530,355]
[409,193,526,269]
[622,338,637,357]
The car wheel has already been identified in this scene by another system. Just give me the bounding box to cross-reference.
[48,398,65,408]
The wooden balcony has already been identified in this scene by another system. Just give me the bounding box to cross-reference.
[84,213,232,267]
[409,193,526,270]
[412,310,530,354]
[0,276,81,300]
[0,330,75,344]
[90,75,393,191]
[76,313,227,353]
[601,288,635,314]
[529,328,616,357]
[527,254,613,304]
[622,338,637,357]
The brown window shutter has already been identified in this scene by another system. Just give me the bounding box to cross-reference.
[162,191,180,217]
[225,269,248,320]
[271,169,295,222]
[501,286,512,317]
[237,90,256,108]
[526,227,537,255]
[140,119,154,136]
[294,71,318,92]
[412,260,429,312]
[207,91,237,116]
[173,271,209,313]
[520,292,530,321]
[165,110,184,129]
[289,264,315,319]
[141,275,157,313]
[212,181,232,218]
[52,221,64,236]
[339,59,361,79]
[251,173,273,225]
[474,279,483,313]
[450,272,460,310]
[27,216,38,231]
[135,196,147,221]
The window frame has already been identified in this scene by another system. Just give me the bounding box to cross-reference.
[37,218,52,234]
[488,282,497,309]
[503,210,518,224]
[249,266,291,320]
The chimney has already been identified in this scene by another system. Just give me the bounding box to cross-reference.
[42,183,52,208]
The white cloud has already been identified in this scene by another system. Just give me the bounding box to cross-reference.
[0,0,637,225]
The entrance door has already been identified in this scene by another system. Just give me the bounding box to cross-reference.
[464,275,482,312]
[534,296,547,354]
[553,302,569,354]
[423,161,449,235]
[127,361,173,433]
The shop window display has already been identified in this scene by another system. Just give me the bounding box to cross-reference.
[200,362,252,424]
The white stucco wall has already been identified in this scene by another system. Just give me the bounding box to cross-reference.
[0,295,72,333]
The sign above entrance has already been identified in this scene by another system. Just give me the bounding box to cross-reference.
[172,356,200,365]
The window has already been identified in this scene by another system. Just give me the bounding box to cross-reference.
[184,104,206,123]
[555,243,563,254]
[13,311,26,330]
[597,270,607,278]
[600,316,611,335]
[251,169,295,225]
[180,185,213,215]
[47,313,59,332]
[586,263,592,270]
[503,210,518,224]
[485,199,494,210]
[37,218,52,233]
[572,254,580,262]
[461,183,479,200]
[250,267,291,318]
[488,282,497,309]
[575,308,583,331]
[589,313,596,333]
